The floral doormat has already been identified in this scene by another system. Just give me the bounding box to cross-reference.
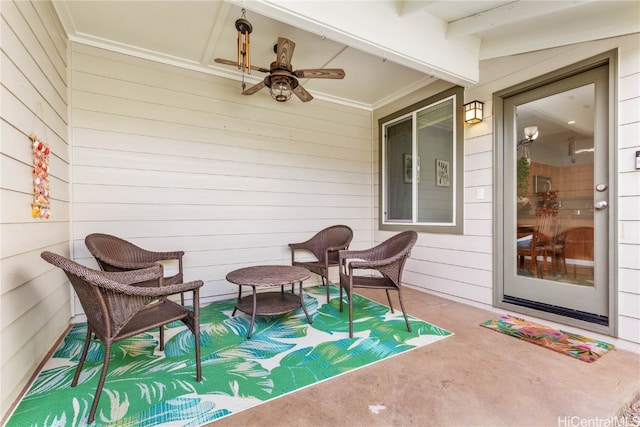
[480,314,614,363]
[6,285,452,426]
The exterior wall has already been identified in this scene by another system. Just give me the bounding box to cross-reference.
[374,79,494,309]
[373,35,640,345]
[617,38,640,344]
[68,43,373,311]
[1,3,637,421]
[0,0,70,417]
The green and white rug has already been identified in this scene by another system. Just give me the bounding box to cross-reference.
[6,285,452,426]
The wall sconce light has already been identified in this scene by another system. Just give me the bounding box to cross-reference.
[464,101,484,124]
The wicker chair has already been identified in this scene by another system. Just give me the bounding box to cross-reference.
[338,230,417,338]
[41,251,203,424]
[289,225,353,303]
[85,233,185,302]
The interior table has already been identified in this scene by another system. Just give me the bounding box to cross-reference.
[226,265,312,338]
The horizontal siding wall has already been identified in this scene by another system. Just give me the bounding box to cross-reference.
[373,34,639,344]
[69,43,373,311]
[617,38,640,343]
[0,0,70,419]
[373,79,495,309]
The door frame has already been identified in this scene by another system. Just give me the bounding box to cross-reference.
[493,50,618,337]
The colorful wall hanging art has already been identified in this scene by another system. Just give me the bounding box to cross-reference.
[30,133,50,219]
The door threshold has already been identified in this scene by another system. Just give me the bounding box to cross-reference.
[502,295,608,326]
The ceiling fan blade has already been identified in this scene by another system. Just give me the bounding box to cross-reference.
[275,37,295,70]
[213,58,270,74]
[242,80,266,95]
[292,84,313,102]
[293,69,346,79]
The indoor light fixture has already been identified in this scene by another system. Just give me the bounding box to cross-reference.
[517,125,539,163]
[523,126,539,141]
[464,100,484,124]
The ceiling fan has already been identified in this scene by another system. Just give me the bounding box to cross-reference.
[215,37,346,102]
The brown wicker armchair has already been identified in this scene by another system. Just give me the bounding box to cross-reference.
[41,251,203,424]
[338,231,417,338]
[289,225,353,303]
[85,233,185,302]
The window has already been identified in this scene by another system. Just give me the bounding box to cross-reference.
[379,86,464,233]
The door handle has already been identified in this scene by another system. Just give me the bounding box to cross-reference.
[594,200,608,210]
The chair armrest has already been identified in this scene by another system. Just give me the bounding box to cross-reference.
[95,268,203,297]
[288,241,311,253]
[98,251,184,270]
[339,249,408,271]
[339,248,375,259]
[136,280,203,297]
[325,244,348,253]
[144,250,185,263]
[100,265,163,285]
[288,241,308,250]
[289,241,315,264]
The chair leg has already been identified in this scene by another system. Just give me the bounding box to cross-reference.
[323,275,331,303]
[397,289,412,332]
[348,288,354,338]
[159,326,165,351]
[560,252,567,275]
[72,326,93,387]
[530,256,536,276]
[384,289,394,313]
[193,289,202,382]
[88,342,112,424]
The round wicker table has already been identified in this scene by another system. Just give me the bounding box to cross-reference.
[226,265,312,338]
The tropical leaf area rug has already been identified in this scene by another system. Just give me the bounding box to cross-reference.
[480,314,614,363]
[7,285,452,426]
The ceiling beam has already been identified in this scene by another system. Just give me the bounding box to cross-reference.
[231,0,480,86]
[200,1,232,65]
[447,0,595,38]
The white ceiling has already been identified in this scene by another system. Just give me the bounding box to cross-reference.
[52,0,638,109]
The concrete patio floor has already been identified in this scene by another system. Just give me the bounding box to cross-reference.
[211,286,640,427]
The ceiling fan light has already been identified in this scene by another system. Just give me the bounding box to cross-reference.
[267,76,293,102]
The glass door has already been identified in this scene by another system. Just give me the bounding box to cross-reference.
[502,64,609,321]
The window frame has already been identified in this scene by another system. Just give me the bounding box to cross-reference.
[378,86,464,234]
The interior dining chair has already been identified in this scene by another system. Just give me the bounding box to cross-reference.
[289,225,353,303]
[517,212,553,278]
[564,226,594,278]
[40,251,203,424]
[338,230,417,338]
[547,211,572,276]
